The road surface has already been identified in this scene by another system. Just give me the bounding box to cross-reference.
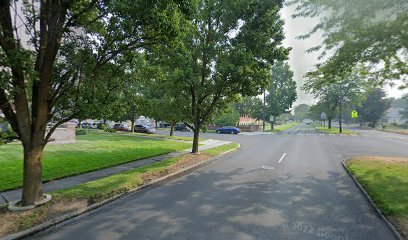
[31,124,408,240]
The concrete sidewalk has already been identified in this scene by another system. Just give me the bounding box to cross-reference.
[0,139,231,205]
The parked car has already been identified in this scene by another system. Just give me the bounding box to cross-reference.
[134,125,156,134]
[216,126,241,134]
[303,119,313,125]
[175,123,190,131]
[159,123,171,128]
[113,123,130,132]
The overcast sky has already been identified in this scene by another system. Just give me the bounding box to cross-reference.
[279,5,407,106]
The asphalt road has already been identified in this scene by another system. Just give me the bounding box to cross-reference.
[31,124,408,240]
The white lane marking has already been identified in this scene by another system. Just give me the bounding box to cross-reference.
[261,166,275,170]
[278,153,287,164]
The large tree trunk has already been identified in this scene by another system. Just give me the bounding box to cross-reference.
[21,143,44,205]
[130,118,135,133]
[328,116,332,129]
[170,121,175,136]
[192,128,200,153]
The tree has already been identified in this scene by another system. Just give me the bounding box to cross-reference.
[213,105,240,126]
[294,104,310,121]
[156,0,290,153]
[399,94,408,122]
[0,0,191,206]
[290,0,408,87]
[359,89,391,127]
[264,61,297,130]
[303,71,368,130]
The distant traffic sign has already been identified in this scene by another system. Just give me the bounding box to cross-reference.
[351,110,358,119]
[320,112,327,120]
[269,115,274,122]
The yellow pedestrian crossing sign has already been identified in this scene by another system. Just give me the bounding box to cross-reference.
[351,110,358,118]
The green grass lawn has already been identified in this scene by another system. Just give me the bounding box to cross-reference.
[0,134,191,192]
[54,142,239,201]
[130,132,204,142]
[347,157,408,236]
[265,122,299,132]
[314,124,355,134]
[347,157,408,215]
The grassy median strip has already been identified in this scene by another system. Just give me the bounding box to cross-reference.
[265,122,299,132]
[0,134,190,192]
[0,142,238,237]
[314,124,355,134]
[346,157,408,237]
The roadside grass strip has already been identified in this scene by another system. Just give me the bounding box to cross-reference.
[0,134,190,192]
[0,143,238,237]
[314,124,356,135]
[346,157,408,238]
[265,122,299,133]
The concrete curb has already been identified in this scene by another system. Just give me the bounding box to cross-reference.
[342,159,404,240]
[1,143,240,240]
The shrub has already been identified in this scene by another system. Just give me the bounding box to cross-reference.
[104,128,116,133]
[98,123,108,130]
[0,126,18,145]
[76,129,87,135]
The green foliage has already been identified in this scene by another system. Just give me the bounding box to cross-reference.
[358,88,391,126]
[0,125,18,145]
[213,105,240,126]
[104,128,117,133]
[152,0,289,134]
[399,94,408,121]
[303,70,371,123]
[75,129,87,136]
[265,61,298,122]
[290,0,408,87]
[233,96,264,122]
[294,104,310,120]
[98,124,108,130]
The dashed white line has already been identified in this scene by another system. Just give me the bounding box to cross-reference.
[278,153,287,164]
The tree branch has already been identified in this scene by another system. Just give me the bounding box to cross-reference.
[44,113,77,143]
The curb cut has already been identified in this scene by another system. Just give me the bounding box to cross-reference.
[1,143,240,240]
[342,159,404,240]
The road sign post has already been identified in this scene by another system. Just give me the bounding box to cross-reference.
[320,112,327,127]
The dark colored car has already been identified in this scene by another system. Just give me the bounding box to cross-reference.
[113,123,130,132]
[175,124,190,131]
[216,126,241,134]
[134,125,156,134]
[159,123,171,128]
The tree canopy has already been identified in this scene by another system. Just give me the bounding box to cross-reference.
[289,0,408,87]
[154,0,290,152]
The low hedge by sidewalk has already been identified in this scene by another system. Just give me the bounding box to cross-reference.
[0,142,238,237]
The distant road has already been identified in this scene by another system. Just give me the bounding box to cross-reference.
[32,124,407,240]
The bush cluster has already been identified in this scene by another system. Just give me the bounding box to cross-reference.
[104,128,116,133]
[75,129,87,135]
[0,126,18,145]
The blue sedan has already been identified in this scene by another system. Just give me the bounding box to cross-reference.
[216,126,241,134]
